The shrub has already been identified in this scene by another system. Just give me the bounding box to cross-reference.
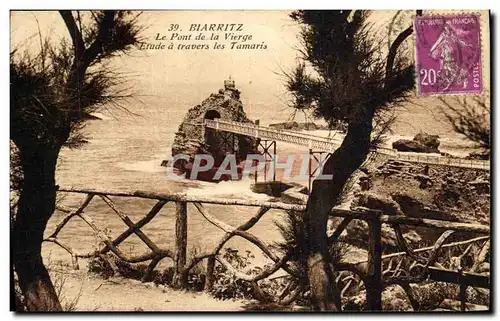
[210,248,258,300]
[413,282,457,310]
[272,210,349,306]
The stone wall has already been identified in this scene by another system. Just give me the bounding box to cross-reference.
[343,160,490,250]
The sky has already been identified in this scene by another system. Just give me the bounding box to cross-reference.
[10,11,302,105]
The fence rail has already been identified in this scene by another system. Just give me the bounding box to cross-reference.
[47,187,490,311]
[202,119,490,171]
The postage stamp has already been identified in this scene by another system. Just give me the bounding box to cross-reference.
[414,14,482,95]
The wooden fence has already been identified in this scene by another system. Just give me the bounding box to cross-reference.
[46,187,490,311]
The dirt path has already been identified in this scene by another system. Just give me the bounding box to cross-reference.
[51,268,248,312]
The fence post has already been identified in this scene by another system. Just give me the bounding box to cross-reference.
[459,268,467,311]
[272,141,277,181]
[173,201,188,289]
[204,255,216,291]
[365,213,382,311]
[308,148,313,193]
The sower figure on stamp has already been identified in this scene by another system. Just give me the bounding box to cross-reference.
[429,22,473,90]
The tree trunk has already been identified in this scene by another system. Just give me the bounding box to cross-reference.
[12,146,62,311]
[305,112,374,311]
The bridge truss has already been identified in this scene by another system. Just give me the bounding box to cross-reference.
[203,119,490,172]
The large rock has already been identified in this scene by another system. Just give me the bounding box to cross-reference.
[356,158,490,225]
[392,132,440,153]
[355,192,404,216]
[343,285,413,311]
[414,132,440,151]
[392,139,428,153]
[168,79,258,180]
[341,218,422,252]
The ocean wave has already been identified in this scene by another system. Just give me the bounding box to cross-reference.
[116,159,167,173]
[185,179,272,201]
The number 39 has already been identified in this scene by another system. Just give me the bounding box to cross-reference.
[168,24,179,31]
[420,68,440,86]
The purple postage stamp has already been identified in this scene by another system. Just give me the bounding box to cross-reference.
[414,14,482,95]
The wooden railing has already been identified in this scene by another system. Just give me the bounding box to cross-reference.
[46,187,490,311]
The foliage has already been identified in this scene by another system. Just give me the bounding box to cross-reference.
[87,255,116,279]
[87,249,204,291]
[11,11,143,151]
[51,262,83,311]
[386,11,413,56]
[286,10,414,136]
[186,246,207,291]
[209,248,301,303]
[275,210,349,270]
[83,240,486,310]
[210,248,258,300]
[87,248,296,304]
[412,282,457,310]
[438,94,490,152]
[87,254,173,284]
[273,211,308,277]
[272,210,350,307]
[10,142,23,193]
[15,259,83,312]
[465,286,490,307]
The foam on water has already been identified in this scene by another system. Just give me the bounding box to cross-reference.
[185,179,272,201]
[116,159,167,173]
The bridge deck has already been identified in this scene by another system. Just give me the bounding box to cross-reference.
[203,119,490,171]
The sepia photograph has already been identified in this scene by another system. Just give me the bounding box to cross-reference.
[9,7,491,312]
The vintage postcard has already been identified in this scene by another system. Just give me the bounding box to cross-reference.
[10,10,490,312]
